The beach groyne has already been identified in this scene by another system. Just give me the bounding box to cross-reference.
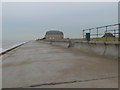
[47,40,119,59]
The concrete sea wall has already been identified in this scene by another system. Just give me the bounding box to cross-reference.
[0,41,30,56]
[49,40,119,59]
[50,41,70,48]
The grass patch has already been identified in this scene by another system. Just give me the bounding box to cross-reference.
[64,37,118,41]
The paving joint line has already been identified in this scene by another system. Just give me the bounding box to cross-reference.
[18,76,118,88]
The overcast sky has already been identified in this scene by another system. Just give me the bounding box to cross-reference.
[2,2,118,40]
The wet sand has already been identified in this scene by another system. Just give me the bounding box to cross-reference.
[2,40,118,88]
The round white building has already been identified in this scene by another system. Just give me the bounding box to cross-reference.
[45,30,64,40]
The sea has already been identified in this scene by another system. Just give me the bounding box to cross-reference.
[0,40,28,53]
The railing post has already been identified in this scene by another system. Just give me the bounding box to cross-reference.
[89,29,91,33]
[97,28,98,41]
[105,26,108,41]
[119,24,120,42]
[83,30,85,40]
[114,29,116,41]
[89,29,91,41]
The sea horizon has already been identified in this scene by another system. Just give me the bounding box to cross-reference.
[1,40,30,53]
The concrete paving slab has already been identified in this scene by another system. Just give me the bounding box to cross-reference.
[2,40,118,88]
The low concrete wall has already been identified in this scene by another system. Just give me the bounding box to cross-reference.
[50,40,119,59]
[73,41,119,59]
[51,41,70,48]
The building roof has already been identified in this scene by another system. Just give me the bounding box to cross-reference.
[103,33,115,37]
[46,30,63,35]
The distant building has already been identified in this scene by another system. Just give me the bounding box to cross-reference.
[45,30,64,40]
[103,33,115,37]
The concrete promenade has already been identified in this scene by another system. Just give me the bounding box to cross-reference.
[2,40,118,88]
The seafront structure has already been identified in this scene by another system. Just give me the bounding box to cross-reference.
[45,30,64,40]
[2,24,119,88]
[2,40,118,88]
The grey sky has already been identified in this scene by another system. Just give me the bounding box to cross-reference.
[2,2,118,40]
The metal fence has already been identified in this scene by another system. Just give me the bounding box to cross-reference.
[83,24,120,41]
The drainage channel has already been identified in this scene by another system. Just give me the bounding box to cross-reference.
[18,76,117,88]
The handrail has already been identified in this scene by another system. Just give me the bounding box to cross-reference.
[83,24,120,41]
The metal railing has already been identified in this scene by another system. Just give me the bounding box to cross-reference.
[83,24,120,42]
